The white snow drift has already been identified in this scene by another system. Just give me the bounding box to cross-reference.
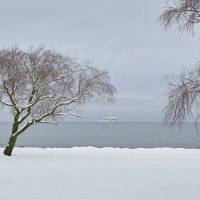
[0,147,200,200]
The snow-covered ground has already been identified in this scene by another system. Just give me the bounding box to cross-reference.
[1,147,200,200]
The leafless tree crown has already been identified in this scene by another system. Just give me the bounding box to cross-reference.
[0,46,116,137]
[159,0,200,34]
[163,65,200,126]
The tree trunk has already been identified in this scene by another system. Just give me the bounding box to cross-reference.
[3,121,19,156]
[3,135,18,156]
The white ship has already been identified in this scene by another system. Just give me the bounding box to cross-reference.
[98,115,117,122]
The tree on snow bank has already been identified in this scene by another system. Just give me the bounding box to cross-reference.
[0,46,116,156]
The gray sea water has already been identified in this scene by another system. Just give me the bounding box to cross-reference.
[1,122,200,149]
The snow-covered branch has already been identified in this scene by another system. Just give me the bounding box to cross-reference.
[38,121,58,125]
[12,119,35,137]
[37,74,67,87]
[0,100,13,107]
[54,112,85,118]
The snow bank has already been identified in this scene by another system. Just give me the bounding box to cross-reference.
[1,147,200,200]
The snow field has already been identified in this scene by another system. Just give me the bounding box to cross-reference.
[0,147,200,200]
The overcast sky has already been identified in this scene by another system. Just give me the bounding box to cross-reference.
[0,0,200,122]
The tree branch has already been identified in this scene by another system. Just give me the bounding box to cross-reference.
[54,112,85,118]
[38,121,58,125]
[0,100,13,107]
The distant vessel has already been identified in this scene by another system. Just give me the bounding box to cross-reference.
[98,115,117,122]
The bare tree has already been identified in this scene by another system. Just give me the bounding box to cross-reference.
[0,46,116,156]
[159,1,200,126]
[159,0,200,34]
[163,65,200,126]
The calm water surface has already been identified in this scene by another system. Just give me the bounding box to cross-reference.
[1,122,200,148]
